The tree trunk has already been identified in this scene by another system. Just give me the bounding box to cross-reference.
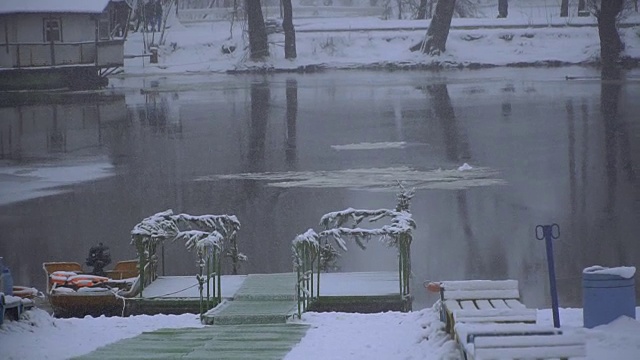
[498,0,508,18]
[560,0,569,17]
[410,0,456,54]
[283,0,296,59]
[597,0,624,66]
[417,0,428,19]
[246,0,268,60]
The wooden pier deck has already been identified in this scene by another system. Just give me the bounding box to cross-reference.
[77,271,407,359]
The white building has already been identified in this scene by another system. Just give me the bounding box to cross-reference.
[0,0,127,89]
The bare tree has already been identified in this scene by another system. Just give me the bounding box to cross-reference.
[498,0,508,18]
[561,0,569,17]
[410,0,456,54]
[283,0,296,59]
[415,0,474,19]
[417,0,428,19]
[454,0,477,17]
[246,0,268,60]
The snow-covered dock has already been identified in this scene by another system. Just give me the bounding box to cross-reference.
[125,271,408,319]
[74,271,407,359]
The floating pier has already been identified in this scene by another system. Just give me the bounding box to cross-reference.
[125,271,410,318]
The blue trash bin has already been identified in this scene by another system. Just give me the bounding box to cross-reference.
[583,266,636,328]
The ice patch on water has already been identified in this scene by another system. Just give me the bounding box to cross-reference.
[0,160,114,206]
[198,165,505,191]
[331,142,408,150]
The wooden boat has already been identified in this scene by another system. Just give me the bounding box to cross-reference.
[42,260,140,318]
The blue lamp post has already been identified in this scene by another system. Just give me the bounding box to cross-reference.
[536,223,560,328]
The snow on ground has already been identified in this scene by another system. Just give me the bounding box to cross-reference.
[284,308,459,360]
[0,309,203,360]
[1,306,640,359]
[119,8,640,76]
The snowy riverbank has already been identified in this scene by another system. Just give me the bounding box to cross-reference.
[1,306,639,359]
[119,14,640,77]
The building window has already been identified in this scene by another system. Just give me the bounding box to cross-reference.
[98,19,110,40]
[44,19,61,42]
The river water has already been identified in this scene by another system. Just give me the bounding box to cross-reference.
[1,67,638,309]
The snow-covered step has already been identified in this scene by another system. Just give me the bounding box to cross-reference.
[203,300,297,325]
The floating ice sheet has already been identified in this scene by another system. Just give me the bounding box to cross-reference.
[197,166,505,191]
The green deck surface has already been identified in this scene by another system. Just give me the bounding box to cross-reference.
[73,324,309,360]
[204,273,298,325]
[233,273,297,300]
[77,271,407,359]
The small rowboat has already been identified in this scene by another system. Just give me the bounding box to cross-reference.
[42,260,139,318]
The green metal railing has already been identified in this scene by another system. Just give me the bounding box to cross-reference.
[293,239,320,318]
[292,225,413,317]
[398,233,411,306]
[197,250,222,319]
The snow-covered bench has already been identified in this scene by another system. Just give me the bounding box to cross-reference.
[455,323,586,360]
[427,280,537,334]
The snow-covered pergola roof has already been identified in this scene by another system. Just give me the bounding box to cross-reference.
[0,0,111,15]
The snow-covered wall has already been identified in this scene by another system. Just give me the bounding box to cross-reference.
[4,13,97,43]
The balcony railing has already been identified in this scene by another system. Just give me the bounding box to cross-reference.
[0,40,124,69]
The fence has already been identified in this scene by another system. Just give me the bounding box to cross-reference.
[0,40,124,68]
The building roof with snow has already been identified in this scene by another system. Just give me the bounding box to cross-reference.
[0,0,111,15]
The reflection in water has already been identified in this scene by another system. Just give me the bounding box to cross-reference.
[0,94,126,160]
[599,68,637,261]
[248,81,270,173]
[134,91,182,137]
[285,79,298,170]
[580,101,589,217]
[427,84,471,162]
[567,100,577,223]
[0,70,639,309]
[602,69,620,221]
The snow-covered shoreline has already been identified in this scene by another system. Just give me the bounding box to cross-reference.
[1,306,639,360]
[118,14,640,77]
